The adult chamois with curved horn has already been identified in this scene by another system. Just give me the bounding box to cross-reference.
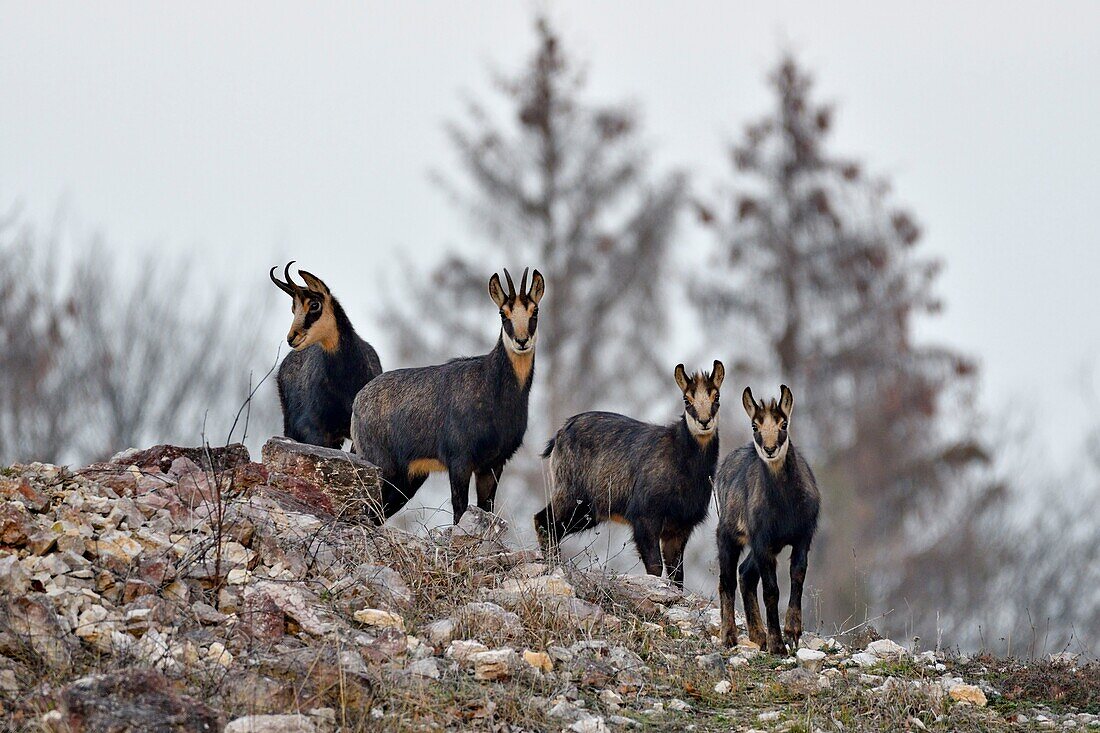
[535,361,725,588]
[715,385,820,654]
[351,266,545,524]
[270,262,383,448]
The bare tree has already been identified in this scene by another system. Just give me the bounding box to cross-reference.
[696,55,1000,637]
[383,17,686,503]
[0,208,276,466]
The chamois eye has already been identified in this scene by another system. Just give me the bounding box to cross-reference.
[752,423,759,432]
[309,300,321,313]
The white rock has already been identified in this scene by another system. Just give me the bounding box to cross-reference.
[569,716,608,733]
[714,679,732,694]
[224,714,318,733]
[758,711,781,722]
[796,648,826,672]
[226,568,251,585]
[446,639,489,663]
[851,652,879,667]
[471,648,516,680]
[206,642,233,667]
[406,657,441,680]
[599,689,624,706]
[423,619,456,646]
[866,638,907,660]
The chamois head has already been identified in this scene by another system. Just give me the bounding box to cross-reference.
[742,385,794,465]
[488,267,545,356]
[674,360,725,440]
[269,262,340,352]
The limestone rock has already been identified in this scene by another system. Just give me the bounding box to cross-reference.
[354,564,414,610]
[406,657,442,680]
[3,596,74,671]
[472,648,517,680]
[499,572,575,597]
[446,639,489,663]
[778,666,824,695]
[948,683,988,706]
[243,581,331,636]
[865,638,907,660]
[455,601,523,640]
[260,437,382,522]
[0,476,50,512]
[224,714,317,733]
[796,648,826,672]
[112,443,250,475]
[611,573,681,614]
[450,506,509,548]
[353,608,405,632]
[0,501,35,545]
[523,649,554,672]
[423,618,456,646]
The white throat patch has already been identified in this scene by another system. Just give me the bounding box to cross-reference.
[503,329,536,355]
[754,439,789,469]
[686,411,717,438]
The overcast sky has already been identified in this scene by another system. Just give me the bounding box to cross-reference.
[2,2,1099,468]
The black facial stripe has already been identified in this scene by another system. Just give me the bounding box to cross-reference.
[754,432,763,446]
[302,304,322,330]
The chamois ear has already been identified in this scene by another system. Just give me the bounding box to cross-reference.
[488,273,508,307]
[298,270,330,296]
[711,360,725,389]
[528,269,545,304]
[742,387,757,420]
[674,364,690,393]
[779,384,794,418]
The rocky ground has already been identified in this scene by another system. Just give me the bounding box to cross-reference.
[0,438,1097,732]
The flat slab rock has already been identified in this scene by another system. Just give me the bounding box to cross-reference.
[260,437,382,522]
[110,443,251,474]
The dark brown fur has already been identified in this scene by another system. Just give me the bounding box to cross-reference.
[715,385,820,653]
[351,268,544,524]
[534,362,724,588]
[270,263,382,448]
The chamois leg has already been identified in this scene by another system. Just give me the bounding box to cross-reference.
[474,462,504,513]
[717,527,742,647]
[660,528,690,590]
[754,546,785,654]
[631,520,665,577]
[535,497,597,562]
[448,467,474,524]
[785,539,810,647]
[739,555,766,648]
[378,473,427,522]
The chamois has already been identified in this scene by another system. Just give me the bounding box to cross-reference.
[534,361,724,588]
[270,263,382,449]
[715,385,820,654]
[351,267,545,524]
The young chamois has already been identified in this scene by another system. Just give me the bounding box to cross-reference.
[351,268,544,524]
[270,262,383,449]
[534,361,725,588]
[715,385,819,654]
